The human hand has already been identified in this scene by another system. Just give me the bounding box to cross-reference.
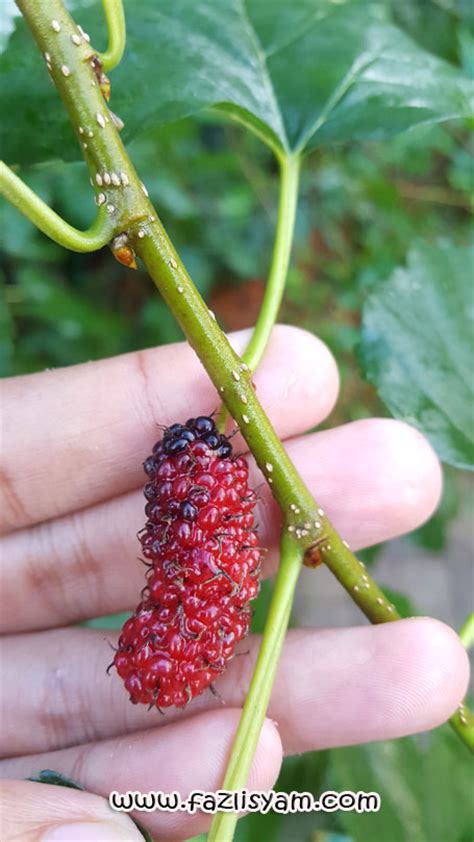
[0,326,469,841]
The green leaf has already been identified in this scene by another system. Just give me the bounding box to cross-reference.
[1,0,472,165]
[380,586,417,618]
[28,770,84,790]
[331,727,474,842]
[411,468,460,551]
[359,240,474,470]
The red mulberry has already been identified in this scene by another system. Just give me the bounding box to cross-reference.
[113,416,262,709]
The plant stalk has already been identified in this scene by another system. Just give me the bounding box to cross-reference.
[243,153,300,371]
[208,533,303,842]
[217,152,300,431]
[98,0,126,71]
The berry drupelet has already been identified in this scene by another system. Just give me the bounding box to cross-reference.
[114,416,262,709]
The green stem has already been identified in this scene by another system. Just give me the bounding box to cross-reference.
[98,0,126,71]
[243,153,300,370]
[217,152,300,432]
[11,0,474,774]
[449,703,474,752]
[459,611,474,650]
[208,532,303,842]
[448,612,474,752]
[0,162,114,252]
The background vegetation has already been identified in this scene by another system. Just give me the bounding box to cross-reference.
[1,0,472,840]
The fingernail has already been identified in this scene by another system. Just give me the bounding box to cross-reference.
[42,821,138,841]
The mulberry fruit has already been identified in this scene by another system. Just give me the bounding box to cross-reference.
[113,416,262,709]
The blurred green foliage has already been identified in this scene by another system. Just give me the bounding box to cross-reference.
[1,1,473,841]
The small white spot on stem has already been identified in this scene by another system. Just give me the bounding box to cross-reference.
[103,172,111,186]
[242,414,250,424]
[317,507,324,517]
[96,193,106,206]
[314,520,321,529]
[61,65,71,77]
[208,309,216,320]
[353,585,360,592]
[232,370,240,382]
[169,258,178,269]
[96,112,106,129]
[177,286,184,294]
[219,386,225,394]
[77,25,90,42]
[287,525,295,533]
[106,203,115,214]
[51,19,61,32]
[78,126,84,135]
[265,462,273,473]
[111,172,121,186]
[137,230,145,239]
[95,173,103,186]
[240,394,248,404]
[376,597,384,605]
[120,172,129,187]
[71,33,81,45]
[141,182,149,197]
[240,362,249,372]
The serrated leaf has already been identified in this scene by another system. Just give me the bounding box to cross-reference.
[1,0,472,165]
[359,240,474,469]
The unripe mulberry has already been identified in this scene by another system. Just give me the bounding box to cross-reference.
[113,416,262,709]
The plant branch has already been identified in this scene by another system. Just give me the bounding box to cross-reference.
[242,153,300,370]
[217,152,300,431]
[208,531,303,842]
[98,0,126,71]
[0,162,114,252]
[11,0,474,788]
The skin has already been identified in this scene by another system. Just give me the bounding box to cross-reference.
[0,325,469,841]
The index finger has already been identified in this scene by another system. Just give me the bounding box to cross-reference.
[0,325,338,533]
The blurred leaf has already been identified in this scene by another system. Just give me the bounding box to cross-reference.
[459,26,474,79]
[1,0,473,164]
[356,544,384,568]
[0,273,15,376]
[27,770,84,789]
[380,586,417,618]
[14,263,127,353]
[331,727,474,842]
[84,612,129,630]
[235,751,331,842]
[359,240,474,469]
[251,578,274,635]
[411,468,460,551]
